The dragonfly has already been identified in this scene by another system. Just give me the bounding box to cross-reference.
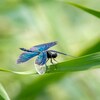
[17,41,72,74]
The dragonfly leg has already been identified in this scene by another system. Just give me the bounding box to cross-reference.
[50,58,54,65]
[53,58,58,62]
[45,64,48,72]
[50,58,57,70]
[45,58,49,72]
[46,58,49,63]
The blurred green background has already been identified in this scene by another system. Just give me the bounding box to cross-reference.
[0,0,100,100]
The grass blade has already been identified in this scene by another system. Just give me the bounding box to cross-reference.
[15,52,100,100]
[0,68,36,75]
[49,52,100,73]
[66,2,100,18]
[0,84,10,100]
[0,52,100,74]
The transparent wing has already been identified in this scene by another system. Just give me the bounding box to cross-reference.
[35,51,47,65]
[34,64,46,75]
[49,50,67,55]
[17,52,39,64]
[35,51,47,75]
[49,50,76,57]
[30,41,57,52]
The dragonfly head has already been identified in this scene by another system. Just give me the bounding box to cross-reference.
[47,50,57,58]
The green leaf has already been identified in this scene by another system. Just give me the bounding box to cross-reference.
[0,52,100,74]
[0,84,10,100]
[15,73,67,100]
[48,52,100,73]
[80,40,100,56]
[66,2,100,18]
[15,52,100,100]
[0,68,36,75]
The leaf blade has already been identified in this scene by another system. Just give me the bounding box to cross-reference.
[0,52,100,74]
[15,52,100,100]
[0,84,10,100]
[49,52,100,73]
[0,68,36,75]
[67,2,100,18]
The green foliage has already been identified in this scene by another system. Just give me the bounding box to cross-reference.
[66,2,100,18]
[0,0,100,100]
[15,73,66,100]
[0,68,35,75]
[0,52,100,99]
[14,52,100,100]
[0,84,10,100]
[49,52,100,73]
[0,52,100,74]
[80,40,100,56]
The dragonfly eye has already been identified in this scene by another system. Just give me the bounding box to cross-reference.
[47,51,57,58]
[52,53,57,58]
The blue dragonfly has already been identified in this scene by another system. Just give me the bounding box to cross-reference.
[17,41,70,74]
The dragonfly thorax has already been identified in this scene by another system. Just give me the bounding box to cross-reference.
[47,50,57,58]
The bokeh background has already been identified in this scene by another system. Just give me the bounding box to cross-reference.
[0,0,100,100]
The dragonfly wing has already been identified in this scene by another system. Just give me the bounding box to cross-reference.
[34,64,46,75]
[49,50,67,55]
[35,51,47,74]
[35,51,47,65]
[49,50,76,58]
[17,52,39,64]
[30,41,57,52]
